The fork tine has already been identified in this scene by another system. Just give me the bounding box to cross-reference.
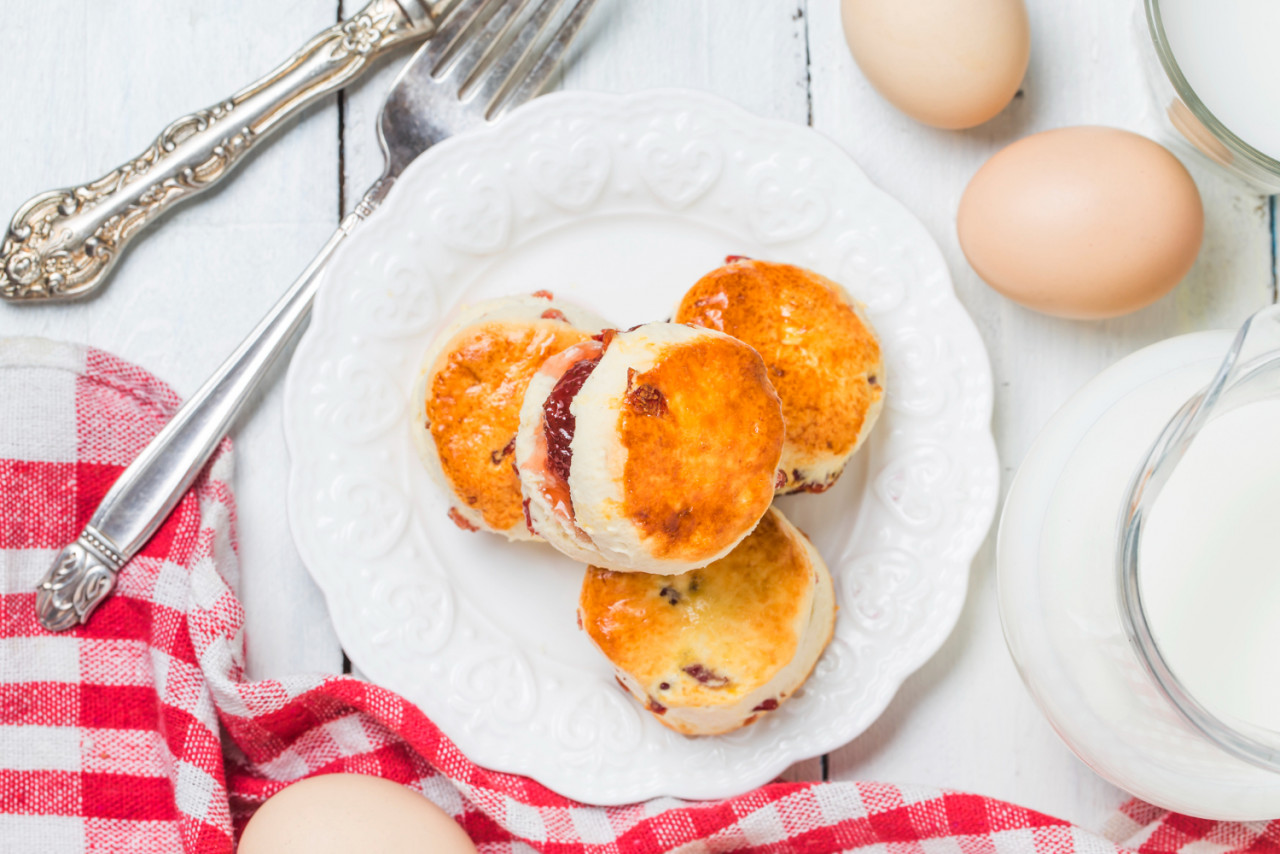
[420,0,502,71]
[442,0,530,86]
[466,0,566,109]
[488,0,599,120]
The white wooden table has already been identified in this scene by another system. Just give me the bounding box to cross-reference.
[0,0,1270,831]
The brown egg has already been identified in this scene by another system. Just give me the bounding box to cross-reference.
[957,126,1204,319]
[841,0,1030,129]
[238,774,477,854]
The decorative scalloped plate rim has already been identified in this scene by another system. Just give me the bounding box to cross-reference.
[283,89,998,804]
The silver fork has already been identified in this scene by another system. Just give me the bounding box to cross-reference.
[34,0,599,632]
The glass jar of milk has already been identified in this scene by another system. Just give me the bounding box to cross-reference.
[1141,0,1280,191]
[1121,307,1280,773]
[999,306,1280,819]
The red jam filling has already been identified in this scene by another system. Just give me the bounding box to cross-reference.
[543,355,601,484]
[592,328,617,351]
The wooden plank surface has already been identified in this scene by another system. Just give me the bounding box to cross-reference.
[0,0,1273,830]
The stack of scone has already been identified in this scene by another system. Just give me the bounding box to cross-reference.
[411,258,884,736]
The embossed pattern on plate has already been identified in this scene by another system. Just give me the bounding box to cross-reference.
[283,90,998,804]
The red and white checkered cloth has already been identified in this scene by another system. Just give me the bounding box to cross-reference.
[0,336,1277,854]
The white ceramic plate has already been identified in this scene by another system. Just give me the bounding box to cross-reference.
[283,89,998,804]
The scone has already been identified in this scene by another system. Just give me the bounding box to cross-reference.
[411,292,606,540]
[674,257,884,494]
[515,321,785,573]
[579,507,836,735]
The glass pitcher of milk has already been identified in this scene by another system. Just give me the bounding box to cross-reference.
[1141,0,1280,191]
[998,306,1280,819]
[1121,304,1280,770]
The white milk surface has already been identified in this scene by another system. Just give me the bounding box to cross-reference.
[1160,0,1280,161]
[1141,399,1280,732]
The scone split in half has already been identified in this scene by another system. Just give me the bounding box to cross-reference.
[515,322,785,573]
[410,293,606,541]
[579,507,836,735]
[675,257,884,494]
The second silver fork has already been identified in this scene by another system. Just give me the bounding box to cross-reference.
[34,0,598,632]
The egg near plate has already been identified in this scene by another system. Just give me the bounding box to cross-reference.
[239,774,477,854]
[958,127,1204,319]
[841,0,1029,129]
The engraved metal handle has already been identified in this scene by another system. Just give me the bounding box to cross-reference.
[35,528,126,632]
[0,0,433,303]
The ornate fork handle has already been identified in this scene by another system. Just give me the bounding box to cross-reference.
[0,0,433,303]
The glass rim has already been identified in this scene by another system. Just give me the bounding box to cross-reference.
[1118,306,1280,774]
[1145,0,1280,178]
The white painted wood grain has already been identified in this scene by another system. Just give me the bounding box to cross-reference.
[337,0,812,196]
[0,0,346,680]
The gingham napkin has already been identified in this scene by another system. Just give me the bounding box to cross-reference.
[0,336,1276,854]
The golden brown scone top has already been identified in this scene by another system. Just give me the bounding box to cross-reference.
[427,320,591,533]
[674,258,883,479]
[617,334,784,562]
[580,509,814,708]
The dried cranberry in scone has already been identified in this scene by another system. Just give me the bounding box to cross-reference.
[514,321,784,573]
[578,508,836,735]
